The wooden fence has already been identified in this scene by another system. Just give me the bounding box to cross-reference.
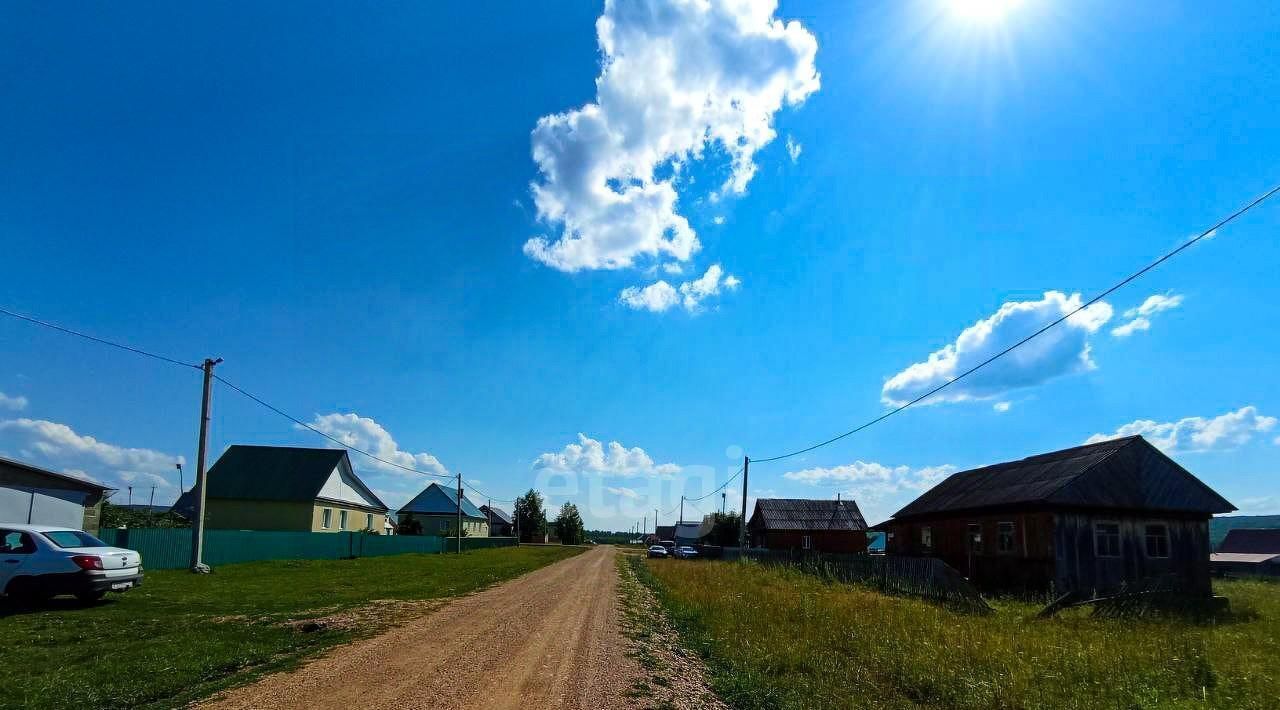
[743,549,993,615]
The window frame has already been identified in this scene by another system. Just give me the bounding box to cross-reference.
[997,521,1016,554]
[0,530,37,555]
[339,510,348,530]
[366,513,374,531]
[920,526,932,551]
[801,534,812,550]
[1094,521,1122,558]
[321,508,332,529]
[1144,523,1170,559]
[967,523,982,553]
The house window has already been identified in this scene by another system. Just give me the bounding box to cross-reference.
[920,526,932,550]
[997,522,1015,554]
[802,535,812,550]
[439,520,448,532]
[366,513,374,531]
[1094,522,1121,558]
[339,510,348,530]
[321,508,332,529]
[967,523,982,553]
[1144,524,1170,558]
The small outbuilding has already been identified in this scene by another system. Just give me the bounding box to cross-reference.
[1211,529,1280,578]
[747,498,869,553]
[880,436,1235,596]
[0,456,112,534]
[397,482,489,537]
[480,504,513,537]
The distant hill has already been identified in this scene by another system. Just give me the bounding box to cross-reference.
[1211,515,1280,550]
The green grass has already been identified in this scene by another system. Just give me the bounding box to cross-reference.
[0,546,581,710]
[638,557,1280,710]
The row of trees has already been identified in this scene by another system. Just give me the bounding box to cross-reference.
[512,489,586,545]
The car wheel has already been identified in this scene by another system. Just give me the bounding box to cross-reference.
[75,590,106,604]
[4,578,50,606]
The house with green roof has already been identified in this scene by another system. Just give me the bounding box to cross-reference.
[173,445,389,534]
[397,482,489,537]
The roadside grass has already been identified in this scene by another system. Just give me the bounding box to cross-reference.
[0,546,581,710]
[640,559,1280,710]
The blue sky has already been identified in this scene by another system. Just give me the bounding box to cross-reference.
[2,1,1278,530]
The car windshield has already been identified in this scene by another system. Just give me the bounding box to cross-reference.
[41,530,107,548]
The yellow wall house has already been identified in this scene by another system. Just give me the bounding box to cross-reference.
[177,445,389,533]
[397,482,489,537]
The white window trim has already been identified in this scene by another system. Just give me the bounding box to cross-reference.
[321,508,332,529]
[339,510,348,530]
[1094,521,1122,558]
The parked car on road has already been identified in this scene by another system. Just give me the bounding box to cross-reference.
[0,524,143,603]
[647,545,668,558]
[659,540,677,554]
[675,545,699,559]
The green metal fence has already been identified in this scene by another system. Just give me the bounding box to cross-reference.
[97,528,517,570]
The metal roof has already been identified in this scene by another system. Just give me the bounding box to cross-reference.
[1210,552,1280,564]
[892,436,1236,519]
[0,455,112,492]
[480,505,512,524]
[749,498,868,531]
[172,445,387,512]
[399,482,485,519]
[1217,528,1280,555]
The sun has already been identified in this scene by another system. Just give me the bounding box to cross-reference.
[947,0,1023,24]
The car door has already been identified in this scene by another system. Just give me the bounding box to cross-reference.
[0,530,36,591]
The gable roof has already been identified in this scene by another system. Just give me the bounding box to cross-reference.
[480,505,512,525]
[892,436,1235,519]
[399,482,484,519]
[750,498,868,531]
[1218,528,1280,555]
[0,455,112,492]
[200,445,386,510]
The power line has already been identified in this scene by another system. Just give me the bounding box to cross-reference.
[0,305,201,370]
[464,479,515,504]
[751,183,1280,464]
[213,373,454,479]
[685,465,744,502]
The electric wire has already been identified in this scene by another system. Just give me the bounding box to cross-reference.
[213,373,454,479]
[0,306,201,370]
[750,183,1280,464]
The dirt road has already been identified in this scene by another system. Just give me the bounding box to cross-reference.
[201,545,644,710]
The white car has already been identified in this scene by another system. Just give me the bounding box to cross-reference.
[675,545,699,559]
[0,524,144,603]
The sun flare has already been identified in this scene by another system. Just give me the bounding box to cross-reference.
[947,0,1023,24]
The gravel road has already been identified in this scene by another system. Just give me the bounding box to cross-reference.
[201,545,644,710]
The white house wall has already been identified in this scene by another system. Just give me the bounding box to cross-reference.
[317,464,382,509]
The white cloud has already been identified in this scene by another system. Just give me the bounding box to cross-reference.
[303,413,448,477]
[0,417,182,494]
[607,486,643,500]
[620,263,740,313]
[882,291,1114,406]
[1110,317,1151,338]
[661,263,684,275]
[534,433,680,477]
[0,392,27,411]
[1112,292,1183,338]
[785,135,802,163]
[993,401,1012,413]
[712,216,725,226]
[523,0,819,273]
[1085,406,1278,453]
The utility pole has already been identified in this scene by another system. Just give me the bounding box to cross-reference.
[189,357,222,573]
[738,456,749,551]
[486,498,492,538]
[679,496,684,526]
[127,486,133,507]
[654,508,658,537]
[175,462,184,494]
[148,486,155,525]
[722,491,727,516]
[456,472,463,554]
[643,514,647,536]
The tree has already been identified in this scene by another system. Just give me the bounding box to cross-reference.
[513,489,547,543]
[101,501,190,530]
[705,512,742,546]
[554,502,585,546]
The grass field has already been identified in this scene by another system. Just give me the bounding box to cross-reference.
[638,557,1279,710]
[0,546,581,710]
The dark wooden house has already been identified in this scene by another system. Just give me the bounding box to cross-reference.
[1211,528,1280,578]
[748,498,868,553]
[480,505,514,537]
[880,436,1235,596]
